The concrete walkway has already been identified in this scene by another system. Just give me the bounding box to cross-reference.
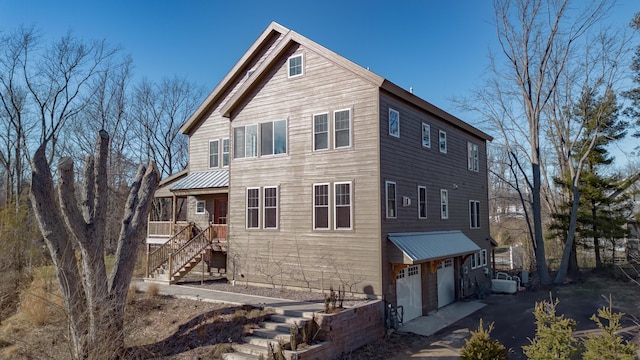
[134,279,326,315]
[398,301,486,337]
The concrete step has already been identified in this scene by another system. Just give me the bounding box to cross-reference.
[221,351,261,360]
[261,321,296,333]
[246,335,286,348]
[231,343,268,357]
[268,314,310,326]
[251,328,290,342]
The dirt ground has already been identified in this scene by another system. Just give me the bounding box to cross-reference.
[381,274,640,359]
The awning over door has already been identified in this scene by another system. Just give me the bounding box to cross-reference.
[169,170,229,195]
[388,230,481,264]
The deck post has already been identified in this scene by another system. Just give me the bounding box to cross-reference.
[146,243,150,278]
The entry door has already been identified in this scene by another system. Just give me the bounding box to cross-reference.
[396,265,422,322]
[214,199,228,224]
[437,259,455,308]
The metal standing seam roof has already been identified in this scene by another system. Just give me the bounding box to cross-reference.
[388,231,481,263]
[170,170,229,191]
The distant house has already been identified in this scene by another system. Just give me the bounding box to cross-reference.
[146,22,494,323]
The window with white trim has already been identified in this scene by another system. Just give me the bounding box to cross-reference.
[386,181,397,219]
[469,200,480,229]
[264,186,278,229]
[418,186,427,219]
[422,123,430,148]
[334,109,351,148]
[261,120,287,156]
[222,138,230,167]
[313,183,330,229]
[389,108,400,137]
[481,249,487,267]
[334,182,352,229]
[196,200,206,214]
[288,54,303,78]
[471,252,478,269]
[209,140,219,168]
[468,142,479,172]
[246,188,260,229]
[313,113,329,151]
[439,130,447,153]
[440,189,448,219]
[234,125,258,159]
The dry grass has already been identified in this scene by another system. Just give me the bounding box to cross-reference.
[19,276,63,326]
[146,283,160,297]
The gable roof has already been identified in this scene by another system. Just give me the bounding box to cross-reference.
[388,231,481,264]
[182,21,492,142]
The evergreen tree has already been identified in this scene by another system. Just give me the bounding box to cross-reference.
[623,12,640,140]
[523,295,578,360]
[582,297,637,360]
[460,318,510,360]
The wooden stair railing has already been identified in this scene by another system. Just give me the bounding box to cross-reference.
[167,224,215,283]
[146,223,196,278]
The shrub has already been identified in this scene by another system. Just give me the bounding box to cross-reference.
[460,318,510,360]
[146,283,160,297]
[522,294,578,360]
[582,297,637,360]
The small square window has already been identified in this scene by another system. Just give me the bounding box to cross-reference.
[196,200,206,215]
[288,54,303,78]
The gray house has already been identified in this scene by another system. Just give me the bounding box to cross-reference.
[146,22,493,322]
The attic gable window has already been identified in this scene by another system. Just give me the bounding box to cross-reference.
[288,54,303,78]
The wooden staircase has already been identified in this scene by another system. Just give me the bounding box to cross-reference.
[146,223,227,284]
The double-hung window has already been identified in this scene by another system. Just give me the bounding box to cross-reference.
[418,186,427,219]
[246,188,260,229]
[234,125,258,159]
[264,186,278,229]
[334,109,351,148]
[313,113,329,151]
[261,120,287,156]
[288,54,303,78]
[222,138,230,167]
[440,189,449,219]
[313,184,330,229]
[196,200,206,215]
[422,123,430,148]
[439,130,447,153]
[209,140,219,168]
[469,200,480,229]
[468,142,479,172]
[386,181,397,219]
[334,182,352,230]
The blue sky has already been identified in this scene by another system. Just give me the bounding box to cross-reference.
[0,0,638,158]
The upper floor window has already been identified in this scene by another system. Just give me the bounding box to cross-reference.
[264,186,278,229]
[418,186,427,219]
[439,130,447,153]
[288,54,303,78]
[313,183,330,229]
[468,142,479,172]
[389,108,400,138]
[334,182,352,230]
[246,188,260,229]
[234,125,258,159]
[440,189,449,219]
[469,200,480,229]
[222,138,230,167]
[209,140,219,168]
[386,181,397,219]
[313,113,329,151]
[334,109,351,148]
[422,123,430,148]
[261,120,287,156]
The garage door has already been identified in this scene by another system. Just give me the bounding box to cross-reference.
[437,259,455,308]
[396,265,422,322]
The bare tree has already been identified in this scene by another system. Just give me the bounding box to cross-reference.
[29,130,158,359]
[460,0,613,284]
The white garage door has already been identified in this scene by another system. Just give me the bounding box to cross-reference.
[437,259,455,308]
[396,265,422,322]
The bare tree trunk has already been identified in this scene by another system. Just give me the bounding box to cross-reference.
[30,131,158,359]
